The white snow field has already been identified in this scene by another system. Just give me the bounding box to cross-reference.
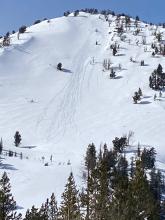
[0,12,165,213]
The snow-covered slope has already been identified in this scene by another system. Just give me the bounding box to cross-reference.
[0,12,165,213]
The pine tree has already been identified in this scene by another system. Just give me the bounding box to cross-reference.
[149,64,165,90]
[24,205,40,220]
[112,137,127,153]
[47,193,58,220]
[82,143,97,220]
[57,63,62,71]
[59,172,81,220]
[138,88,143,97]
[141,147,156,169]
[128,160,159,219]
[157,64,163,75]
[130,157,135,179]
[95,148,111,220]
[74,10,79,17]
[14,131,22,147]
[0,172,22,220]
[150,168,162,208]
[156,32,162,42]
[136,16,140,21]
[39,203,49,220]
[107,153,129,219]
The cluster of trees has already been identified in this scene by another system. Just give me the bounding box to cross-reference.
[1,16,48,41]
[132,88,143,104]
[2,34,10,47]
[64,8,115,17]
[149,64,165,90]
[114,14,140,36]
[0,24,27,48]
[0,131,21,156]
[103,59,111,70]
[110,69,116,79]
[110,44,118,56]
[0,134,24,160]
[63,8,141,21]
[151,39,165,57]
[1,137,165,219]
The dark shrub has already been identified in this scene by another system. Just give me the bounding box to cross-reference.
[19,25,27,34]
[33,20,41,25]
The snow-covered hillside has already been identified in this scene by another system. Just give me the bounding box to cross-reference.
[0,12,165,213]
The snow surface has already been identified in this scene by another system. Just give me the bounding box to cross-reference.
[0,12,165,214]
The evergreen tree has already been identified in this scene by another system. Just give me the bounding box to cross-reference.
[82,143,97,220]
[112,137,127,153]
[130,157,135,178]
[156,32,162,42]
[14,131,22,147]
[24,206,40,220]
[0,172,22,220]
[150,168,162,207]
[157,64,163,75]
[85,143,96,171]
[128,161,159,219]
[149,64,165,90]
[19,26,27,34]
[110,69,116,79]
[59,172,81,220]
[141,147,156,169]
[138,88,143,97]
[136,16,140,21]
[95,148,111,220]
[57,63,62,71]
[74,10,79,17]
[112,47,117,56]
[39,203,49,220]
[47,193,58,220]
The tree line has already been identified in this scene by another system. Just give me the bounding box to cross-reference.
[0,135,165,219]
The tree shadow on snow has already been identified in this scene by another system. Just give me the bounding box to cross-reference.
[115,76,123,79]
[0,163,18,171]
[62,68,72,73]
[143,96,152,99]
[95,61,103,64]
[139,101,151,104]
[111,66,127,71]
[19,146,37,149]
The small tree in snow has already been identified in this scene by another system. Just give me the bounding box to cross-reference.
[14,131,21,147]
[57,63,62,71]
